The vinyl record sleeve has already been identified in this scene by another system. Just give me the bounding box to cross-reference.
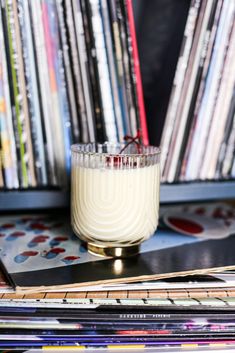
[80,0,106,142]
[72,0,96,142]
[29,0,57,185]
[164,0,216,182]
[1,211,235,293]
[10,235,235,293]
[65,0,89,143]
[116,0,138,139]
[17,0,48,186]
[185,0,235,181]
[56,0,81,143]
[0,2,19,189]
[100,0,125,141]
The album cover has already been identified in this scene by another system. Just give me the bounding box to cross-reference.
[0,202,235,293]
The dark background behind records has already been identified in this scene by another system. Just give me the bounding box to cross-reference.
[133,0,190,146]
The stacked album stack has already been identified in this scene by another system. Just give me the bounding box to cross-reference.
[0,0,148,190]
[161,0,235,183]
[2,291,235,351]
[0,202,234,349]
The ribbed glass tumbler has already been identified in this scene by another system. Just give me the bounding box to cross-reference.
[71,143,161,257]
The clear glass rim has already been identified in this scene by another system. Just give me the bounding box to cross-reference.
[71,142,161,157]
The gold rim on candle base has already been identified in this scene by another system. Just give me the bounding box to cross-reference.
[87,243,140,258]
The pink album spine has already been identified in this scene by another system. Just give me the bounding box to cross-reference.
[126,0,149,145]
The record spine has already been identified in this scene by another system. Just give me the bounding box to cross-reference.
[184,0,234,181]
[174,0,218,181]
[80,0,106,142]
[125,0,149,145]
[65,0,89,143]
[200,8,235,180]
[164,0,213,182]
[3,0,29,187]
[56,0,80,143]
[219,97,235,178]
[29,0,57,185]
[231,154,235,178]
[12,0,37,187]
[100,0,124,141]
[180,0,223,181]
[116,0,137,139]
[0,154,3,187]
[72,0,96,142]
[46,0,72,180]
[17,0,48,186]
[88,0,118,142]
[107,0,129,136]
[0,2,19,188]
[160,0,201,180]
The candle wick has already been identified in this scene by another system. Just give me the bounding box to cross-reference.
[120,130,142,154]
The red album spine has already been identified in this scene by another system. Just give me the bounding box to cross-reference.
[126,0,149,146]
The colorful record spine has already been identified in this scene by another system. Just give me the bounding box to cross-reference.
[88,0,118,142]
[41,0,67,184]
[200,9,235,180]
[17,0,48,186]
[80,0,106,142]
[65,0,89,143]
[0,2,18,188]
[46,0,72,178]
[167,0,218,182]
[180,0,223,181]
[3,0,30,187]
[11,0,37,187]
[100,0,124,141]
[185,0,234,181]
[231,154,235,178]
[116,0,137,138]
[160,0,201,180]
[0,0,152,191]
[0,149,3,187]
[125,0,149,145]
[219,97,235,178]
[120,0,139,136]
[72,0,96,142]
[29,0,57,185]
[56,0,80,143]
[108,0,129,136]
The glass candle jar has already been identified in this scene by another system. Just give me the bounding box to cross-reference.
[71,142,160,257]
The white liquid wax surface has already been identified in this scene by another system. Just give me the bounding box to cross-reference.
[72,164,160,246]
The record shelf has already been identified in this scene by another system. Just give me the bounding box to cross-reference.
[1,0,235,212]
[1,181,235,211]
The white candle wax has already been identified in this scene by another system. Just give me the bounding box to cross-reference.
[71,163,160,247]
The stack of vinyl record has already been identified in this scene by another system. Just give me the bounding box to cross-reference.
[2,296,235,350]
[0,202,234,350]
[161,0,235,183]
[0,0,148,190]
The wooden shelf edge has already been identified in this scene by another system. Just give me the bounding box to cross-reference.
[0,181,235,210]
[0,190,69,211]
[160,181,235,203]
